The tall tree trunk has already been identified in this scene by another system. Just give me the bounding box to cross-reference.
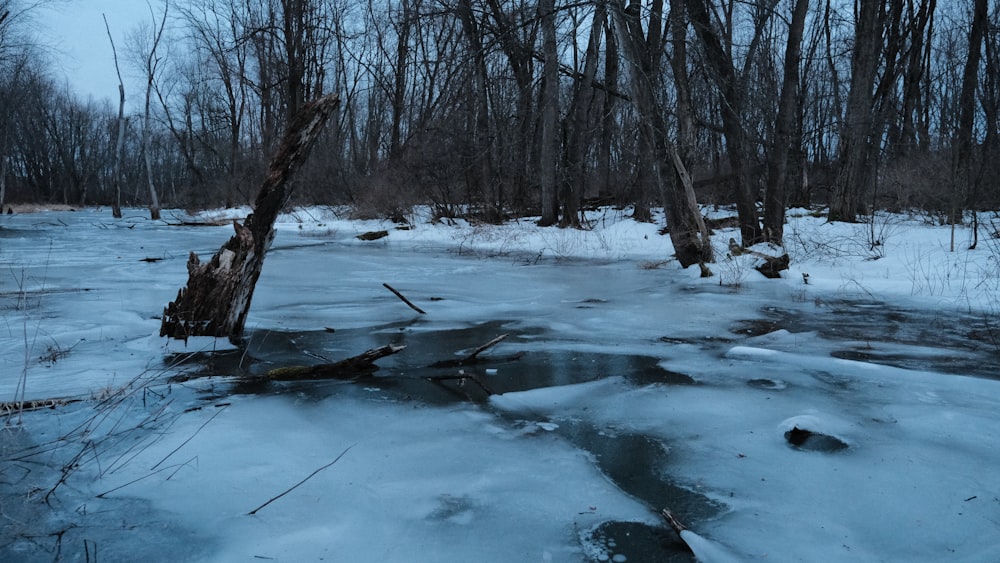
[955,0,987,223]
[0,150,7,212]
[597,16,618,199]
[161,94,340,343]
[103,14,125,219]
[829,0,882,222]
[142,91,160,220]
[538,0,559,226]
[612,1,713,271]
[456,0,496,221]
[389,0,411,160]
[763,0,808,245]
[141,4,168,221]
[685,0,762,245]
[564,3,607,228]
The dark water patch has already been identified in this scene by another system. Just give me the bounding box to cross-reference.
[784,427,849,452]
[553,424,722,561]
[729,319,782,337]
[741,301,1000,380]
[584,521,695,562]
[831,349,988,376]
[658,334,735,348]
[556,423,725,522]
[747,378,786,390]
[170,321,696,402]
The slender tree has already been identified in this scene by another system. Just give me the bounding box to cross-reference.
[763,0,809,244]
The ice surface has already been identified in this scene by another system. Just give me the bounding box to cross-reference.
[3,206,1000,561]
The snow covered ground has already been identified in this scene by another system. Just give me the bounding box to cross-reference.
[2,205,999,562]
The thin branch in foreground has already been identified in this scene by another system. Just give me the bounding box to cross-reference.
[247,444,356,516]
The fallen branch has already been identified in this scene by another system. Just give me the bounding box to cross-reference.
[660,507,688,535]
[383,283,426,314]
[728,237,791,279]
[429,334,515,368]
[266,344,405,381]
[1,397,83,414]
[358,230,389,241]
[248,443,355,515]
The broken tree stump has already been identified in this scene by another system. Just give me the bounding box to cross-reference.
[160,94,340,343]
[266,344,405,381]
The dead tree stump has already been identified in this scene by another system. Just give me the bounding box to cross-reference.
[161,94,340,343]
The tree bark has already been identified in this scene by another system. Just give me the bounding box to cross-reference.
[955,0,987,217]
[829,0,882,222]
[763,0,808,245]
[161,94,340,343]
[103,14,125,219]
[564,3,607,228]
[685,0,762,245]
[266,344,405,380]
[538,0,560,226]
[612,1,713,271]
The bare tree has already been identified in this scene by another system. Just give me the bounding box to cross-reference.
[537,0,559,226]
[130,2,170,220]
[103,14,127,218]
[564,2,608,228]
[829,0,885,222]
[763,0,809,244]
[954,0,987,246]
[612,0,713,271]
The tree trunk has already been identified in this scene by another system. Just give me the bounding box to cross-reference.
[955,0,987,217]
[829,0,882,222]
[103,14,125,219]
[389,0,411,160]
[160,94,340,343]
[0,151,7,211]
[612,1,713,271]
[685,0,762,245]
[564,3,607,228]
[538,0,560,227]
[763,0,808,245]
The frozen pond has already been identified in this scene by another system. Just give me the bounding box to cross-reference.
[2,208,1000,561]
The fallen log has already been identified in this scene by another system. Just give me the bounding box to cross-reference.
[266,344,405,381]
[357,230,389,241]
[1,397,83,414]
[728,237,790,279]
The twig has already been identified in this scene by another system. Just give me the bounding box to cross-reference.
[247,444,355,515]
[427,372,497,396]
[96,464,177,498]
[428,334,512,368]
[383,283,427,314]
[467,333,507,360]
[150,405,227,470]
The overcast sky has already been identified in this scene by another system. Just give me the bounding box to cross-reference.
[39,1,154,107]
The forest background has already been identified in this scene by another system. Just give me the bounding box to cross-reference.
[0,0,995,266]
